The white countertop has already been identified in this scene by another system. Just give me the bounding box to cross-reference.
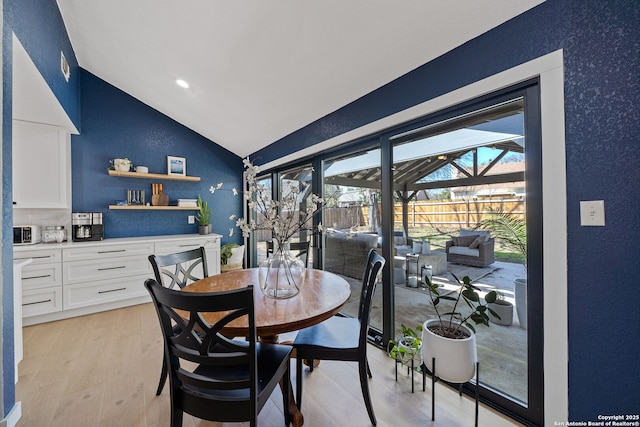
[13,233,222,253]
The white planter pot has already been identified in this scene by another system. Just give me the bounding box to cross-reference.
[395,336,422,366]
[514,278,527,329]
[113,158,131,172]
[421,319,477,383]
[488,300,514,326]
[229,245,245,266]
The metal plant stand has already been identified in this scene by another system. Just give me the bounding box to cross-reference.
[421,358,480,427]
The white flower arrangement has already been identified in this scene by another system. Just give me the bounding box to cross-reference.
[213,157,331,245]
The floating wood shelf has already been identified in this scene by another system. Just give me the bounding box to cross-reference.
[108,205,199,211]
[108,170,201,182]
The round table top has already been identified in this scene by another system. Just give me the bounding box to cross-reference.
[182,268,351,337]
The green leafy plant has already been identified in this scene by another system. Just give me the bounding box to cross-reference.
[480,209,527,267]
[424,273,498,338]
[388,324,423,365]
[220,243,240,265]
[196,195,211,226]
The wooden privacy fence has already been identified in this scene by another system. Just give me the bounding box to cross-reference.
[252,198,524,237]
[325,198,525,230]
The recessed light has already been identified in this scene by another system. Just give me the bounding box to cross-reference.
[176,79,189,89]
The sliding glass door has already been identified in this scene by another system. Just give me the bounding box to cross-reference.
[321,148,383,333]
[250,80,543,425]
[390,97,530,405]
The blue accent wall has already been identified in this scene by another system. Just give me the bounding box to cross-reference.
[2,0,80,415]
[253,0,640,421]
[73,70,243,241]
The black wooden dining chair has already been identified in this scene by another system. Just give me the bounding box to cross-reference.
[144,279,292,427]
[293,249,385,426]
[148,247,208,395]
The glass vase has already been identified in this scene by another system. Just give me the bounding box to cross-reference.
[258,241,306,299]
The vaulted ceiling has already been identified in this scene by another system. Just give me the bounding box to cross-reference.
[55,1,544,158]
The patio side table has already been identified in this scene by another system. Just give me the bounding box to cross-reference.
[405,254,420,287]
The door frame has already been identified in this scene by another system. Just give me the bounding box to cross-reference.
[258,50,568,425]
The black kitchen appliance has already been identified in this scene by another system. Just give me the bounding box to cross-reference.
[72,212,104,241]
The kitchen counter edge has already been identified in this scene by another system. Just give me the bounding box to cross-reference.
[13,233,223,252]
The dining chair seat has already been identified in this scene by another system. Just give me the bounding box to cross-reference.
[294,316,360,354]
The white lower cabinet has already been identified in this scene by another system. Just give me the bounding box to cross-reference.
[154,236,220,275]
[13,248,62,318]
[22,287,63,317]
[14,234,221,325]
[64,274,149,310]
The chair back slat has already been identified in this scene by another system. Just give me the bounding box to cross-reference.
[149,247,208,290]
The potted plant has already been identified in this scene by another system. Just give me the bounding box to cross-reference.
[196,195,211,234]
[487,292,513,326]
[220,243,244,272]
[480,209,527,329]
[388,324,423,366]
[421,273,498,383]
[109,158,133,172]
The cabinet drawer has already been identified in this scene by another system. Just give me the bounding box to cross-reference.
[155,237,219,255]
[64,275,149,310]
[63,242,154,262]
[21,264,62,290]
[63,257,152,284]
[13,248,62,265]
[22,287,63,317]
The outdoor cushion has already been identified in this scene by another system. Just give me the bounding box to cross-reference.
[460,229,490,238]
[469,235,488,249]
[452,235,478,247]
[449,246,480,257]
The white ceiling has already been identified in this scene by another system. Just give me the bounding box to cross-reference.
[52,0,544,158]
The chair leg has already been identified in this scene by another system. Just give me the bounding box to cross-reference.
[296,356,303,411]
[156,356,168,396]
[170,406,183,427]
[358,359,377,426]
[282,362,291,426]
[366,359,372,378]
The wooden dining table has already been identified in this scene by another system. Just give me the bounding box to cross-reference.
[182,267,352,427]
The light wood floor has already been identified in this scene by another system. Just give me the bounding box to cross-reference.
[16,303,524,427]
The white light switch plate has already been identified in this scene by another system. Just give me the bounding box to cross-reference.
[188,215,195,224]
[580,200,605,226]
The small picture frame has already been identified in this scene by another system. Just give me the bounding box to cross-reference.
[167,156,186,176]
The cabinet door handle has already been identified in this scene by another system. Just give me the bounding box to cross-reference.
[97,266,126,271]
[98,287,126,294]
[98,249,126,254]
[24,274,52,280]
[179,244,199,247]
[26,255,54,260]
[23,299,52,306]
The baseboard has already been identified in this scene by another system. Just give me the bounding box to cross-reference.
[0,401,22,427]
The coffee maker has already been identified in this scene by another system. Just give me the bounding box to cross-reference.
[72,212,104,241]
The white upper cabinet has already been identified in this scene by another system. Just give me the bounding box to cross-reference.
[12,120,71,209]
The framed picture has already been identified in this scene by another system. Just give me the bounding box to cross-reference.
[167,156,186,176]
